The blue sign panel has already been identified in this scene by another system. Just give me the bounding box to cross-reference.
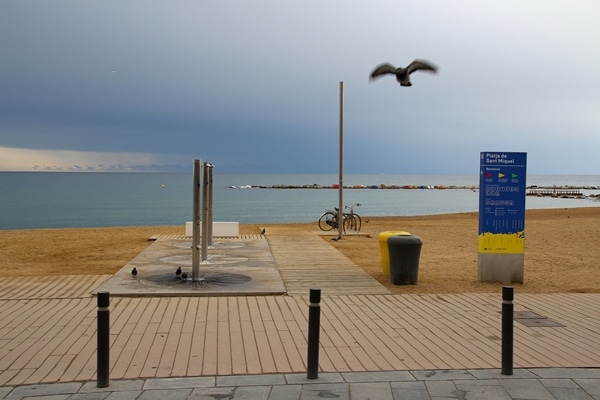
[478,152,527,254]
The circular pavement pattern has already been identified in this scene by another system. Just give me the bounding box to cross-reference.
[172,241,246,249]
[140,271,252,288]
[159,254,248,265]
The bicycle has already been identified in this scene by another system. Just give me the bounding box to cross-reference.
[343,203,362,233]
[318,203,362,233]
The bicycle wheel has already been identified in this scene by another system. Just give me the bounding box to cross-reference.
[318,212,337,231]
[353,214,362,232]
[343,214,354,232]
[343,214,358,232]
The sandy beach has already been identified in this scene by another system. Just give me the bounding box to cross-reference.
[1,207,599,294]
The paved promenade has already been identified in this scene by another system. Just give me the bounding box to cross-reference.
[3,368,600,399]
[1,232,600,398]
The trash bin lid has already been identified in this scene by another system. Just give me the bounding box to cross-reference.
[378,231,411,240]
[387,235,422,246]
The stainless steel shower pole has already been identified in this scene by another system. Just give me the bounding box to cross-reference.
[192,159,201,281]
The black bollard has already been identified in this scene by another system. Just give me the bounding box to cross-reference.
[97,291,110,387]
[306,288,321,379]
[502,286,514,375]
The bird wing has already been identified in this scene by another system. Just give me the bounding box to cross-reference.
[369,63,397,80]
[406,59,438,74]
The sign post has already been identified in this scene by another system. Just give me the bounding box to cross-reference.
[478,152,527,283]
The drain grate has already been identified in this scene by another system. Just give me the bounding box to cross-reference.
[512,311,565,327]
[517,318,565,327]
[140,271,252,288]
[514,311,544,319]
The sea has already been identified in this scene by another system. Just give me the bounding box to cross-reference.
[1,172,599,230]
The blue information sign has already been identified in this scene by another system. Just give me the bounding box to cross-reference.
[478,152,527,254]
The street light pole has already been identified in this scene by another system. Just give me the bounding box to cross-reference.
[338,81,344,239]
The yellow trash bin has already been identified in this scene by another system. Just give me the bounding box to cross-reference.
[378,231,411,276]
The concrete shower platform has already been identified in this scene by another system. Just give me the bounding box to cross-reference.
[95,236,286,296]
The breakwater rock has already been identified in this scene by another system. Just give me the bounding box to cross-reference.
[229,184,478,190]
[229,183,600,191]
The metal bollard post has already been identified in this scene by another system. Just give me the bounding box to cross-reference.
[502,286,514,375]
[307,288,321,379]
[97,291,110,387]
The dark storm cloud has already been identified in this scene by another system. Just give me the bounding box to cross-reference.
[1,0,599,173]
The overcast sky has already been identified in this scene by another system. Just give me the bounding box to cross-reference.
[1,1,599,174]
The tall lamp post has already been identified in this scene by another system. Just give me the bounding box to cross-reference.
[338,81,344,239]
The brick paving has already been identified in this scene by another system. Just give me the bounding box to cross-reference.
[1,232,600,398]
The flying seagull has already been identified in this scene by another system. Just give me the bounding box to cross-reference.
[370,59,438,87]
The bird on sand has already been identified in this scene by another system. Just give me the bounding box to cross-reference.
[369,59,438,87]
[176,266,182,277]
[131,267,137,276]
[181,272,188,280]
